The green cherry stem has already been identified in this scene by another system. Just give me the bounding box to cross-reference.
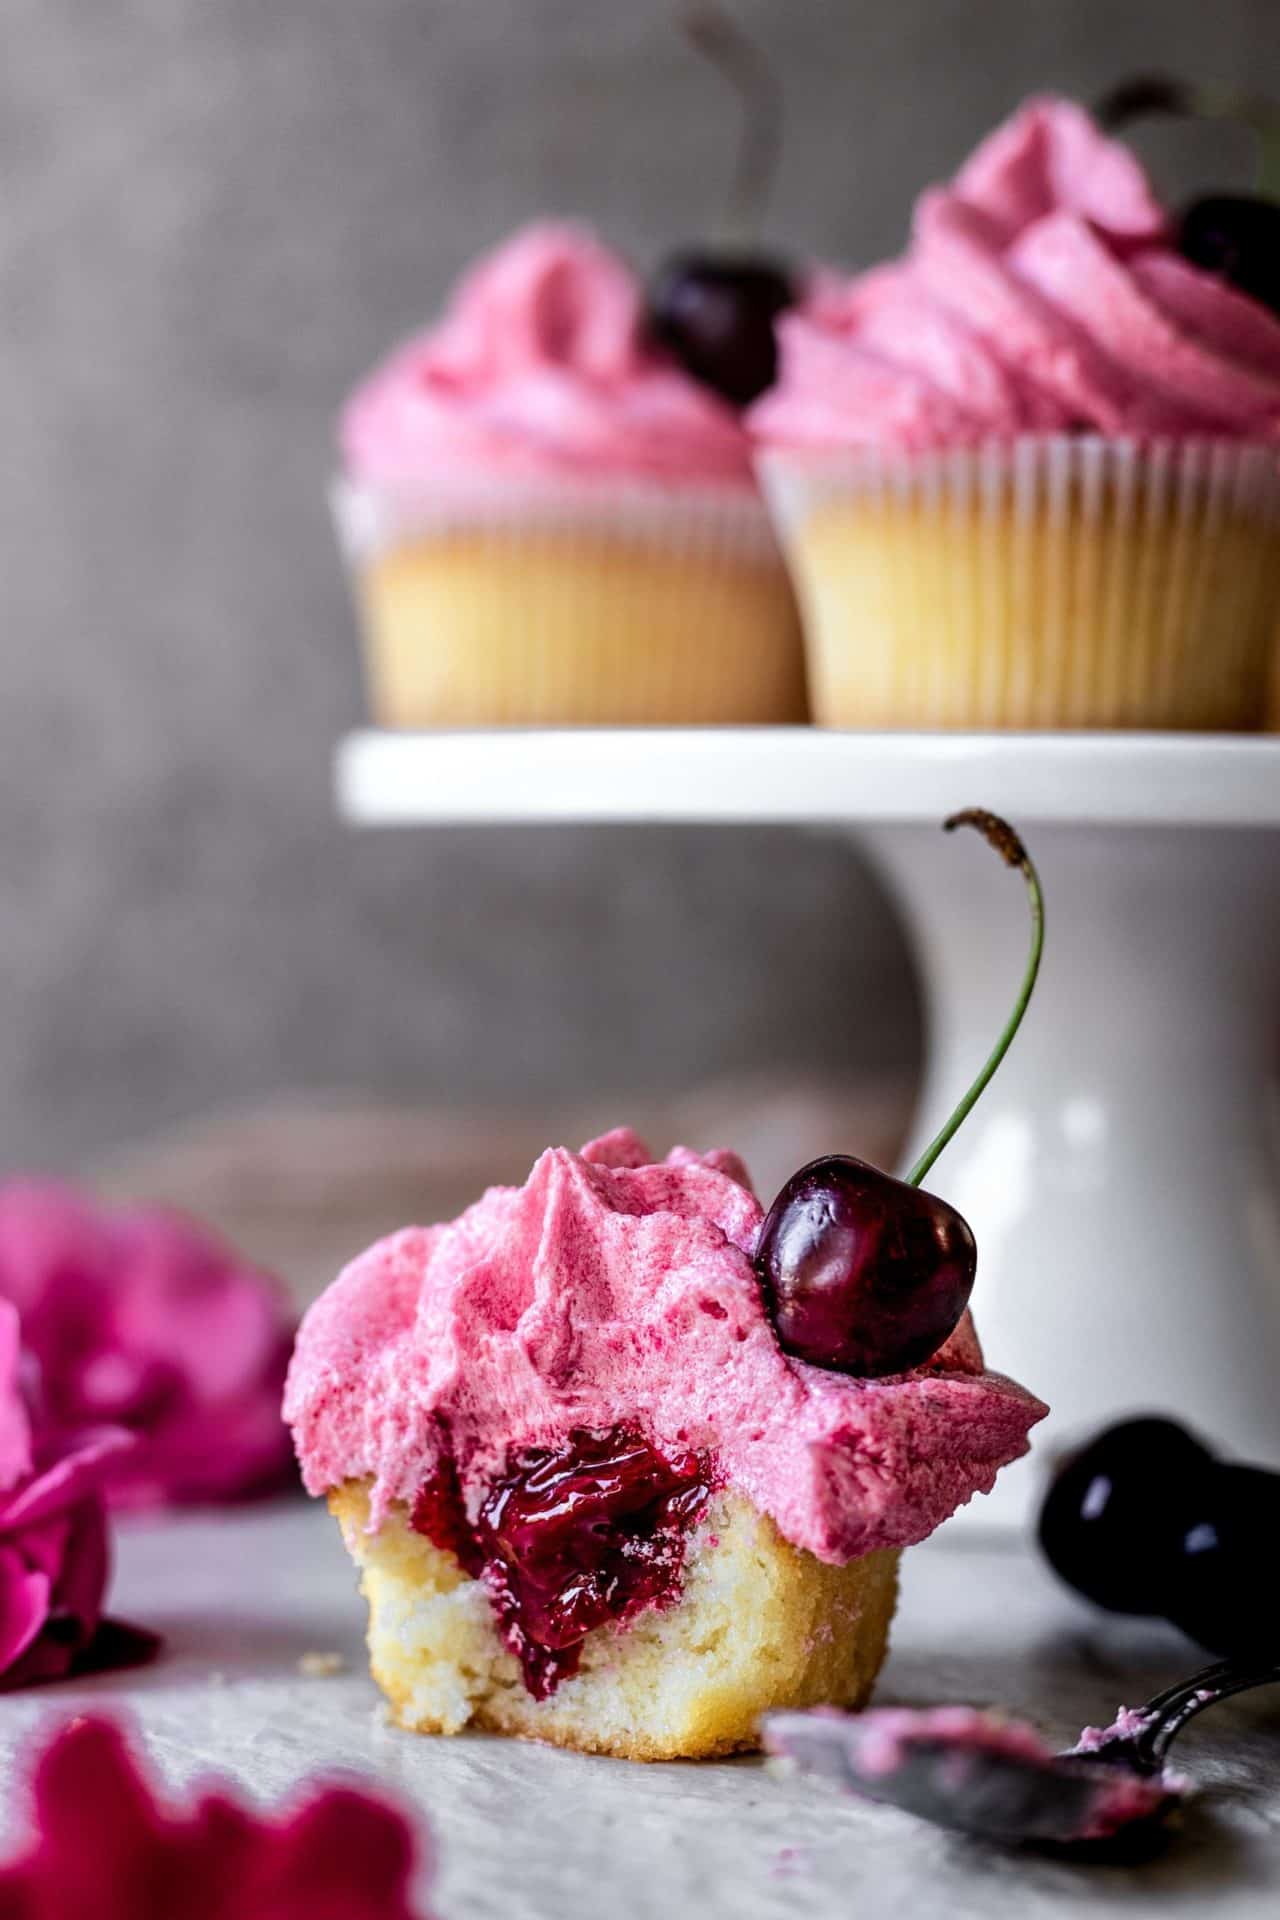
[1095,73,1280,202]
[904,810,1046,1191]
[679,1,783,246]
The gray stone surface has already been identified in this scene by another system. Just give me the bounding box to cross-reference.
[3,1503,1279,1915]
[2,0,1275,1167]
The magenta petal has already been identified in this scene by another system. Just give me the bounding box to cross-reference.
[118,1389,294,1509]
[0,1303,31,1492]
[50,1498,110,1629]
[0,1548,50,1672]
[0,1467,116,1690]
[0,1719,430,1918]
[2,1427,132,1531]
[0,1180,297,1514]
[7,1515,70,1585]
[30,1718,164,1891]
[261,1789,420,1917]
[114,1214,287,1401]
[0,1182,112,1320]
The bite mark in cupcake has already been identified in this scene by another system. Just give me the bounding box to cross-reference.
[286,1117,1043,1756]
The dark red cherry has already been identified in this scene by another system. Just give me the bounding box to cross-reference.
[648,253,793,406]
[1166,1463,1280,1656]
[755,1155,976,1377]
[652,5,794,405]
[1037,1417,1216,1616]
[755,812,1043,1378]
[1178,195,1280,317]
[1094,73,1280,318]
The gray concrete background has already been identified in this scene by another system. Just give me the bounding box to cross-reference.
[1,0,1272,1168]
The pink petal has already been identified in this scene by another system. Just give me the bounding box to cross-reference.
[5,1514,70,1584]
[0,1182,296,1513]
[0,1182,113,1319]
[50,1499,110,1629]
[0,1483,125,1692]
[0,1720,429,1918]
[31,1719,164,1885]
[106,1362,294,1511]
[114,1213,289,1403]
[2,1428,131,1531]
[0,1548,50,1673]
[0,1304,31,1493]
[257,1788,420,1917]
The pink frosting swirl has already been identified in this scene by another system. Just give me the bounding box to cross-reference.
[285,1130,1045,1563]
[750,97,1280,449]
[342,222,755,488]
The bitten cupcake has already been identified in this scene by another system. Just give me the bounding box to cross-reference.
[286,1128,1042,1760]
[751,97,1280,731]
[337,223,805,727]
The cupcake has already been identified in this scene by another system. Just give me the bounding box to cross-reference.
[750,97,1280,730]
[337,223,805,727]
[286,1128,1043,1760]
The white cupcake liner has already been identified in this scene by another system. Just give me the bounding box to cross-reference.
[757,437,1280,730]
[333,470,805,728]
[333,470,786,567]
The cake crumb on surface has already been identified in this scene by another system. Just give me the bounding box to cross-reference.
[298,1650,346,1677]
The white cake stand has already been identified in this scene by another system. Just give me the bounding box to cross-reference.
[337,729,1280,1526]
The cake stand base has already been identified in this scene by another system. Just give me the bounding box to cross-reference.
[864,819,1280,1528]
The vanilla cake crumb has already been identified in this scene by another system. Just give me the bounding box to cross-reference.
[298,1650,347,1678]
[330,1480,899,1761]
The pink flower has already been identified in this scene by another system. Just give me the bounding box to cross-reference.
[0,1303,159,1692]
[0,1718,430,1919]
[0,1182,296,1509]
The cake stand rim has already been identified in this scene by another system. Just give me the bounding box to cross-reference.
[336,728,1280,830]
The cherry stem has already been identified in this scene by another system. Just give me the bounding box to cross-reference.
[904,811,1045,1191]
[680,2,783,244]
[1095,72,1280,203]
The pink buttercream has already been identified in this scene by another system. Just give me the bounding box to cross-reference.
[342,222,756,489]
[285,1131,1045,1563]
[1074,1705,1157,1753]
[750,97,1280,449]
[763,1703,1177,1840]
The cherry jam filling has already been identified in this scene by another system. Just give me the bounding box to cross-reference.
[411,1426,713,1700]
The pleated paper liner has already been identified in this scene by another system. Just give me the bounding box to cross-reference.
[758,439,1280,731]
[333,474,807,728]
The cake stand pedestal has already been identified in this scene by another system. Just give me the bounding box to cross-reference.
[337,730,1280,1527]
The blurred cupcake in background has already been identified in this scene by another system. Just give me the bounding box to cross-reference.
[751,95,1280,731]
[337,222,805,727]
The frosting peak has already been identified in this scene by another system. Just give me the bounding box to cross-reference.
[952,95,1167,247]
[342,223,755,488]
[286,1130,1044,1563]
[751,96,1280,450]
[427,223,639,385]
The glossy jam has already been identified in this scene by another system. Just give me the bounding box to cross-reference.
[411,1426,713,1699]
